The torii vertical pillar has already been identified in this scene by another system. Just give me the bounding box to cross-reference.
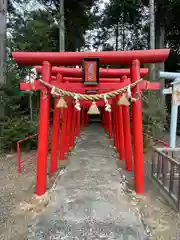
[108,111,113,139]
[50,97,61,173]
[50,74,62,173]
[76,110,81,137]
[59,107,68,160]
[121,75,132,171]
[71,105,77,148]
[131,59,144,194]
[116,95,125,160]
[36,61,51,196]
[85,109,88,125]
[113,99,118,149]
[66,100,73,151]
[81,106,85,128]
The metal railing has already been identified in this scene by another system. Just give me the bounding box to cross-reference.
[16,118,54,173]
[17,133,38,173]
[152,147,180,209]
[143,133,169,148]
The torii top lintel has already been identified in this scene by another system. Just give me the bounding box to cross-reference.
[36,66,148,78]
[12,49,170,66]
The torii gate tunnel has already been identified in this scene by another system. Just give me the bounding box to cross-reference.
[12,49,170,196]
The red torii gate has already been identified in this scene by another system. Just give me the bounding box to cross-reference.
[12,49,170,196]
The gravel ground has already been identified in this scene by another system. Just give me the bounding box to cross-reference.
[0,151,37,240]
[1,126,180,240]
[120,135,180,240]
[0,150,60,240]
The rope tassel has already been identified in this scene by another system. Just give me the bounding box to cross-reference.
[56,97,68,108]
[117,93,130,106]
[127,85,137,102]
[104,94,111,112]
[88,101,100,115]
[74,94,81,111]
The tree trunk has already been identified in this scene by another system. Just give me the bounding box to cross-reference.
[149,0,155,81]
[115,22,119,51]
[0,0,6,85]
[0,0,7,139]
[29,93,33,121]
[122,13,125,50]
[59,0,65,52]
[155,0,165,104]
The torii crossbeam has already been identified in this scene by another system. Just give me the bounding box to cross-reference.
[36,66,149,78]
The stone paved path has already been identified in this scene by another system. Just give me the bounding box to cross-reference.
[28,124,146,240]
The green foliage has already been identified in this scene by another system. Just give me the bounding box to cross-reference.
[2,116,38,151]
[142,92,167,136]
[10,0,98,52]
[2,55,30,118]
[5,0,180,153]
[95,0,180,142]
[142,91,167,148]
[92,0,147,51]
[12,10,59,52]
[0,53,39,152]
[3,0,99,152]
[102,0,142,26]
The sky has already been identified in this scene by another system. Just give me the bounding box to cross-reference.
[100,0,109,7]
[14,0,109,13]
[13,0,42,15]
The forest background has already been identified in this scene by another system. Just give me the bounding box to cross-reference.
[0,0,179,151]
